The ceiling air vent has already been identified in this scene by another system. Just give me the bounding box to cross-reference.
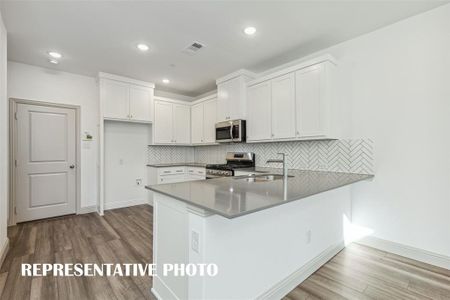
[182,42,205,55]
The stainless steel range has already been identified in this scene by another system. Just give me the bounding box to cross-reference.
[206,152,255,179]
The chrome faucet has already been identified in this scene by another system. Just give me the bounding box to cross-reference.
[266,153,289,180]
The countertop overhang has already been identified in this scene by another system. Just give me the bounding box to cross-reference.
[147,162,207,168]
[146,168,373,219]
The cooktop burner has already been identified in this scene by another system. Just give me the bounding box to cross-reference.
[205,164,250,170]
[205,152,255,178]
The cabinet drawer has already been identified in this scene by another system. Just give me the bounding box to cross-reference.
[157,167,186,176]
[158,174,186,184]
[187,167,206,176]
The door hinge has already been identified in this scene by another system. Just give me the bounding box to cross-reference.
[14,207,17,215]
[14,112,17,120]
[14,160,17,167]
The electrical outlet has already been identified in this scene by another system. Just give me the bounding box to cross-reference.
[306,229,312,244]
[191,231,199,253]
[136,179,142,186]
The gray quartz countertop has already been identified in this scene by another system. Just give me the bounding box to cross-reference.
[147,162,207,168]
[146,169,373,219]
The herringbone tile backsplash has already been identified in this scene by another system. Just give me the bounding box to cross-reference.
[148,139,374,174]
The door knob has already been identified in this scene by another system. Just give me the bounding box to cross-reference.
[70,165,75,169]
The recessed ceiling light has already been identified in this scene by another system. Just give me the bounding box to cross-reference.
[48,51,62,59]
[162,78,170,84]
[49,59,59,65]
[244,26,256,35]
[137,44,149,51]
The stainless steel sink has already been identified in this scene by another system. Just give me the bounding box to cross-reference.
[237,174,293,182]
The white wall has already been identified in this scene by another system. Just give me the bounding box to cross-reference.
[7,61,99,208]
[0,12,8,259]
[291,4,450,257]
[104,121,150,209]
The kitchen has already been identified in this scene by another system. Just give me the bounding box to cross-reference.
[1,1,450,299]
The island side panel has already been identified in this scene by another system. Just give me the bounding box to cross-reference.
[152,193,189,299]
[198,186,352,299]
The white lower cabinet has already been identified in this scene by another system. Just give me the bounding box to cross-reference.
[148,166,206,205]
[154,100,191,144]
[148,166,206,186]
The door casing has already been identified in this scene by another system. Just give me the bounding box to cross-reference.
[9,98,81,225]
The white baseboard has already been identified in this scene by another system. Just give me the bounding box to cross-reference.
[151,287,162,300]
[104,198,148,210]
[358,236,450,270]
[77,205,97,214]
[152,276,180,300]
[257,241,345,300]
[0,238,9,269]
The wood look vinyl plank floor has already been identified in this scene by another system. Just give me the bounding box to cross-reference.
[1,205,449,299]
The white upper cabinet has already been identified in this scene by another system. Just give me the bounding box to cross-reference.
[216,80,232,122]
[129,85,153,122]
[153,99,191,145]
[247,81,272,141]
[173,104,191,144]
[191,103,204,144]
[295,64,326,138]
[100,74,154,123]
[203,98,217,143]
[102,80,129,120]
[191,96,217,145]
[216,70,256,122]
[271,73,296,139]
[154,100,173,144]
[246,56,340,142]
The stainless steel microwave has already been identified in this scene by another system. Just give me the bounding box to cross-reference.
[215,120,246,143]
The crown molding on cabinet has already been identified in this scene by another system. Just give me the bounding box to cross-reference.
[247,54,337,87]
[190,93,217,105]
[216,69,257,85]
[98,72,155,88]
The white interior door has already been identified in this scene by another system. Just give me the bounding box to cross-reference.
[15,103,77,222]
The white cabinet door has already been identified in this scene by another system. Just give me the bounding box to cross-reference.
[271,73,296,139]
[247,81,272,141]
[173,104,191,144]
[191,103,204,144]
[129,85,152,122]
[103,79,129,119]
[295,64,325,137]
[154,101,174,143]
[203,98,217,143]
[217,80,232,122]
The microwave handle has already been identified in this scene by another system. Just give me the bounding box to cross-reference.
[229,123,233,142]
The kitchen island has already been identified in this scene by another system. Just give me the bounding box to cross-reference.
[146,169,372,299]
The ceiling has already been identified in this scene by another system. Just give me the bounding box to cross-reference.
[0,1,447,97]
